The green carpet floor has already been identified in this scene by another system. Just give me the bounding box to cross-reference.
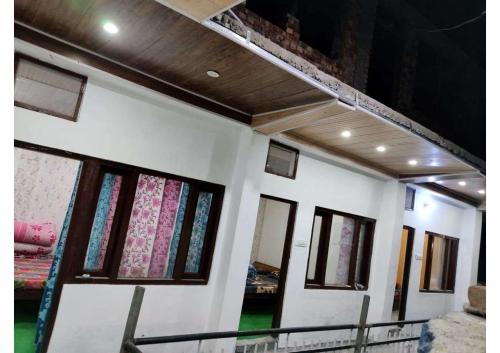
[238,309,274,340]
[14,301,39,353]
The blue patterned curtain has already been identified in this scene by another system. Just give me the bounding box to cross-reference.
[35,162,82,353]
[185,192,213,273]
[83,173,115,270]
[165,183,190,278]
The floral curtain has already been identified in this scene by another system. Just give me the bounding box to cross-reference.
[118,174,166,277]
[165,183,190,278]
[335,217,355,284]
[83,173,122,271]
[148,180,183,277]
[185,192,213,273]
[14,147,81,253]
[35,162,82,353]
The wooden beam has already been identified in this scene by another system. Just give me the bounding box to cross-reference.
[14,23,252,125]
[156,0,245,22]
[399,171,483,183]
[419,183,481,207]
[252,100,354,135]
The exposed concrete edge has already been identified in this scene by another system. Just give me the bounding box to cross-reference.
[211,13,486,175]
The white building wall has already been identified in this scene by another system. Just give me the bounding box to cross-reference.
[14,41,483,353]
[402,187,483,320]
[15,39,253,353]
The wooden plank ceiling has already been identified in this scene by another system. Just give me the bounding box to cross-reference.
[253,100,476,176]
[435,177,485,202]
[14,0,484,204]
[14,0,330,116]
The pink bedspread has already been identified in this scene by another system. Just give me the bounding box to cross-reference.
[14,221,56,247]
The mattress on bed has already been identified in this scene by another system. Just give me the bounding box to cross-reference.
[245,273,279,294]
[14,256,53,290]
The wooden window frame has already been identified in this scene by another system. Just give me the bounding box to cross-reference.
[265,140,299,179]
[304,207,375,291]
[73,161,224,285]
[419,231,459,293]
[15,140,225,286]
[15,140,225,353]
[14,53,87,122]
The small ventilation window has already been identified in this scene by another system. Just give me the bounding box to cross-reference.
[405,187,416,211]
[265,141,299,179]
[14,54,87,121]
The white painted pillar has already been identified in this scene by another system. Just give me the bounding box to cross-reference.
[205,133,269,351]
[454,208,482,310]
[367,180,406,322]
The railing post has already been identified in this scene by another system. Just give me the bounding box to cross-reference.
[120,286,146,353]
[354,295,370,353]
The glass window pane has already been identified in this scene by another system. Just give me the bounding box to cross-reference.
[405,187,415,210]
[429,236,446,290]
[118,174,189,278]
[354,223,367,286]
[185,192,213,273]
[307,215,323,280]
[165,183,190,278]
[83,173,122,272]
[147,180,185,278]
[325,215,355,286]
[265,142,298,178]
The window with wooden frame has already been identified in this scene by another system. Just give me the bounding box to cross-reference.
[265,141,299,179]
[405,187,416,211]
[305,207,375,290]
[14,54,87,121]
[72,160,224,285]
[419,232,459,293]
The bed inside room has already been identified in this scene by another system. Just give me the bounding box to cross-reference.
[14,146,81,353]
[238,196,293,335]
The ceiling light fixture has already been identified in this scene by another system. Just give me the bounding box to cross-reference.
[478,189,485,194]
[206,70,220,78]
[428,176,437,182]
[458,181,467,186]
[341,130,351,138]
[103,21,119,34]
[375,145,386,152]
[430,161,439,167]
[408,159,418,166]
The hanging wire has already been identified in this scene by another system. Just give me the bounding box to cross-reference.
[417,10,485,33]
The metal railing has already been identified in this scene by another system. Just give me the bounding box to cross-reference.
[120,287,428,353]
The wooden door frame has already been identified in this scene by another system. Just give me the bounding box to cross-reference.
[257,194,297,329]
[397,225,415,321]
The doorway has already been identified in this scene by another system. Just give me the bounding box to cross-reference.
[14,145,82,353]
[392,226,414,321]
[238,195,296,335]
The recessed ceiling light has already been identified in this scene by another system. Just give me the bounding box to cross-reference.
[478,189,485,194]
[428,176,437,182]
[341,130,351,138]
[206,70,220,78]
[458,181,467,186]
[375,145,386,152]
[430,161,439,167]
[103,21,119,34]
[436,180,444,184]
[408,159,418,166]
